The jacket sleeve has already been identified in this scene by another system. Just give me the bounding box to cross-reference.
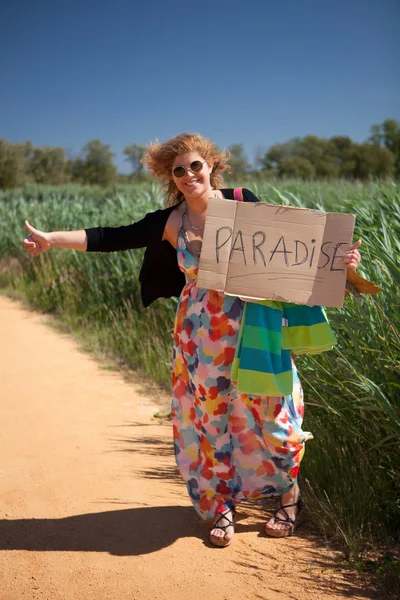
[85,209,167,253]
[242,188,260,203]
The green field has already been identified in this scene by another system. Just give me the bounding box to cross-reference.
[1,180,399,587]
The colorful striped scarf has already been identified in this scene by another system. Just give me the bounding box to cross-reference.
[231,300,337,396]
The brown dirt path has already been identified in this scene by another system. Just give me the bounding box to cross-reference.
[0,295,380,600]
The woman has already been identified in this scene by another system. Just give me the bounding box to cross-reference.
[23,133,361,547]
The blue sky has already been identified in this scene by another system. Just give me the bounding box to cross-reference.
[1,0,399,172]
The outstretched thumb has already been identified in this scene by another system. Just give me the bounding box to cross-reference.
[24,220,38,235]
[351,239,362,250]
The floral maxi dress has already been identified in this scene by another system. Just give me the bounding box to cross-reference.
[172,228,313,521]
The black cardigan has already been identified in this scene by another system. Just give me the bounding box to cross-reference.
[85,188,259,307]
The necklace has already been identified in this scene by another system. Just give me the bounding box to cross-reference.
[186,211,205,231]
[185,190,219,231]
[180,212,201,259]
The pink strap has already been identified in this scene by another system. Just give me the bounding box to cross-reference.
[233,187,244,202]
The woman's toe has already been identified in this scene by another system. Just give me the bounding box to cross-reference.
[210,529,219,538]
[266,517,278,530]
[265,517,290,532]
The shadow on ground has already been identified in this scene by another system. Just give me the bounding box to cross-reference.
[52,424,386,598]
[0,506,385,598]
[0,506,199,557]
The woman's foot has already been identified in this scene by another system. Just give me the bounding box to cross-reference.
[209,506,235,547]
[265,484,304,538]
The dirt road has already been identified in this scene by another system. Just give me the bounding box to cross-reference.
[0,295,379,600]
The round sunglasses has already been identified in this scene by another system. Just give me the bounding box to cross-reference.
[172,160,206,178]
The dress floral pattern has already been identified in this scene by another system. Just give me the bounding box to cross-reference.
[172,229,313,520]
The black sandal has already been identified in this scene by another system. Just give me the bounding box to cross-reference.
[209,507,236,547]
[265,497,304,538]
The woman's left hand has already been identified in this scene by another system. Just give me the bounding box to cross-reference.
[344,239,362,270]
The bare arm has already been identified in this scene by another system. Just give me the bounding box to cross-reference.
[47,229,88,251]
[23,220,88,256]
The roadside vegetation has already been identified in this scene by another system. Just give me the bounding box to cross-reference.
[1,179,399,596]
[1,118,399,188]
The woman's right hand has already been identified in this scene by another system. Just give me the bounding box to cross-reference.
[23,221,52,257]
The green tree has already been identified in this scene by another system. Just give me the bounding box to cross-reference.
[0,139,26,188]
[123,143,146,177]
[369,124,383,145]
[67,156,85,183]
[330,136,353,153]
[353,142,395,180]
[369,118,400,177]
[297,135,328,163]
[27,146,68,185]
[227,143,251,177]
[258,138,302,170]
[260,144,285,170]
[297,136,341,178]
[73,140,117,186]
[314,157,340,178]
[259,131,395,180]
[278,157,316,179]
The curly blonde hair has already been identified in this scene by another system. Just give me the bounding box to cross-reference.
[142,132,230,206]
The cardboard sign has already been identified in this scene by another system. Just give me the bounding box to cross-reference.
[197,198,355,308]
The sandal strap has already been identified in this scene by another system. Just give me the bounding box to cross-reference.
[273,507,294,524]
[273,498,303,524]
[273,513,295,525]
[212,508,235,531]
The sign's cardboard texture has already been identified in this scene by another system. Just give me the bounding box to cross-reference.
[197,199,355,308]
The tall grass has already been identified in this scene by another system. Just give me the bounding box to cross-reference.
[1,180,399,572]
[0,182,177,384]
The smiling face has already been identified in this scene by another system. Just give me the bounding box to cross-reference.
[171,151,213,202]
